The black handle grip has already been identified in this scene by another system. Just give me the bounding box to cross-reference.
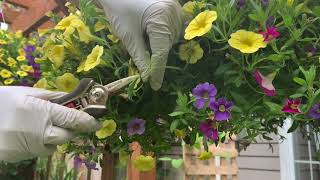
[51,78,94,105]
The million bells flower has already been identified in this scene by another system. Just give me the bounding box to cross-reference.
[209,97,233,121]
[127,118,145,136]
[282,99,302,114]
[55,73,79,93]
[95,120,117,139]
[184,10,218,40]
[228,30,267,53]
[308,103,320,119]
[133,155,155,172]
[192,82,217,109]
[179,40,204,64]
[254,70,276,97]
[199,121,218,140]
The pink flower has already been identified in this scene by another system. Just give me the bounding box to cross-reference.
[254,70,276,97]
[260,26,280,42]
[282,99,302,114]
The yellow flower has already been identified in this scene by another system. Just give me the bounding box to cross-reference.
[18,49,25,56]
[8,58,17,67]
[20,65,33,72]
[95,120,117,139]
[174,129,186,139]
[16,55,26,61]
[33,78,48,89]
[182,1,206,14]
[287,0,294,6]
[4,78,14,85]
[133,155,155,172]
[15,31,23,38]
[0,39,7,45]
[57,144,69,154]
[198,151,213,160]
[228,30,267,54]
[38,28,50,37]
[107,34,119,43]
[16,71,28,77]
[94,21,106,32]
[179,40,204,64]
[55,15,91,43]
[55,73,79,93]
[77,61,85,73]
[47,45,65,68]
[184,10,218,40]
[0,69,12,78]
[84,45,104,71]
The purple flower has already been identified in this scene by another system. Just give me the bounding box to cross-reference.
[209,97,233,121]
[282,99,302,114]
[20,79,31,87]
[260,26,280,42]
[236,0,246,10]
[254,70,276,97]
[84,161,99,170]
[307,45,317,57]
[261,0,269,7]
[26,54,35,62]
[308,103,320,119]
[29,70,41,79]
[192,82,217,109]
[24,45,36,54]
[127,118,145,136]
[74,155,83,170]
[199,121,218,140]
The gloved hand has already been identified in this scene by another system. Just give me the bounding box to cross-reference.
[98,0,184,91]
[0,86,101,162]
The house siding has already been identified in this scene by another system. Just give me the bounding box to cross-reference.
[238,134,281,180]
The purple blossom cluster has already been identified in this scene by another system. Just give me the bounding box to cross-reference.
[25,45,41,79]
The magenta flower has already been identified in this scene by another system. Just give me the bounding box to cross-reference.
[254,70,276,97]
[260,26,280,42]
[308,103,320,119]
[282,99,302,114]
[192,82,217,109]
[209,97,233,121]
[127,118,145,136]
[199,121,218,141]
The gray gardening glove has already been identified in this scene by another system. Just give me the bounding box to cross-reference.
[0,86,101,162]
[98,0,184,90]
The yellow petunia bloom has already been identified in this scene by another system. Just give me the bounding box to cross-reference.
[182,1,206,14]
[4,78,14,85]
[20,65,33,72]
[77,25,92,43]
[287,0,294,6]
[8,58,17,67]
[16,55,26,61]
[38,28,50,37]
[77,61,85,73]
[228,30,267,54]
[198,151,213,160]
[84,45,104,71]
[107,34,119,43]
[184,10,218,40]
[57,144,69,154]
[179,40,204,64]
[18,49,25,56]
[16,71,28,77]
[15,31,23,38]
[33,78,48,89]
[0,69,12,78]
[94,21,106,32]
[0,39,7,45]
[95,120,117,139]
[174,129,186,139]
[133,155,156,172]
[47,45,65,68]
[55,73,79,93]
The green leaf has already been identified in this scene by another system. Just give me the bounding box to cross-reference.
[293,77,307,86]
[169,111,185,117]
[267,54,284,62]
[313,6,320,17]
[171,159,183,168]
[158,157,172,161]
[290,94,305,99]
[248,14,260,22]
[170,120,180,132]
[264,102,283,114]
[287,120,299,133]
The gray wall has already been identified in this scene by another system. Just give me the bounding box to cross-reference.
[238,134,281,180]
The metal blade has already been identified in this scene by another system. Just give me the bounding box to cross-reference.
[104,75,139,93]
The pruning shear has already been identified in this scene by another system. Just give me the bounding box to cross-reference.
[51,75,139,118]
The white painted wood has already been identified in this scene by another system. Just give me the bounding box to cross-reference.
[278,118,296,180]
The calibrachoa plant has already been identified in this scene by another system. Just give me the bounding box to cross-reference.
[0,30,40,86]
[33,0,320,172]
